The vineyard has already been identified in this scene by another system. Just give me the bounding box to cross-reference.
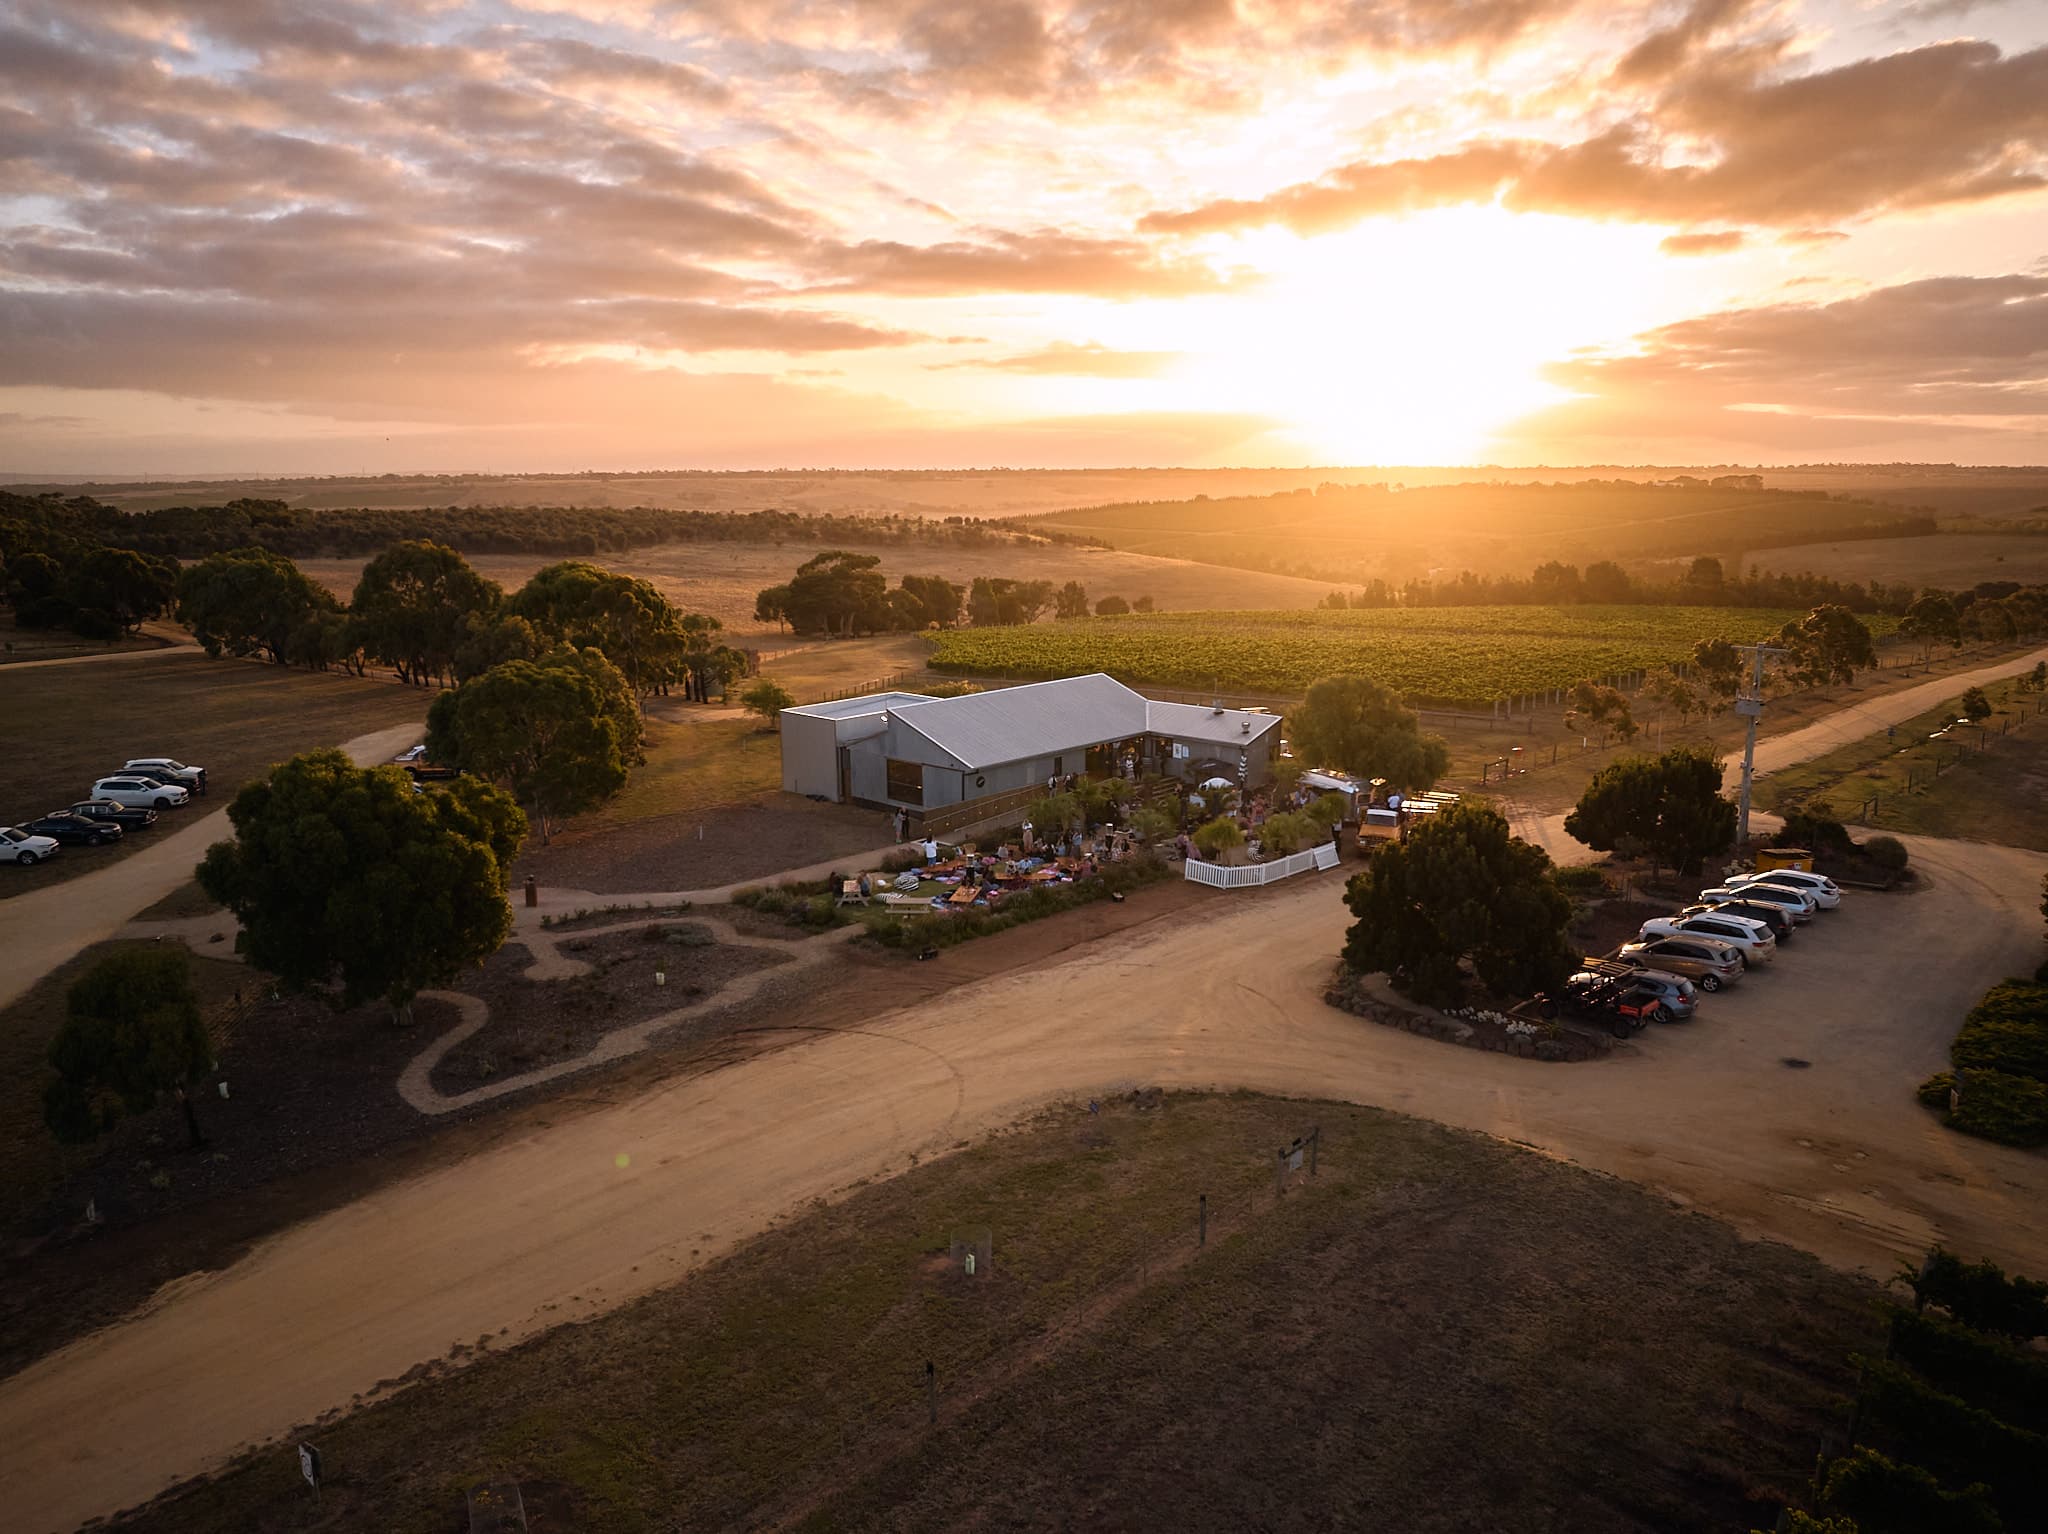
[926,605,1897,706]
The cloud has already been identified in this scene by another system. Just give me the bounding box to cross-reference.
[1495,271,2048,458]
[814,232,1230,297]
[931,342,1183,376]
[1658,229,1745,255]
[1144,40,2048,237]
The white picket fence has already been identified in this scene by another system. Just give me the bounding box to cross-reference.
[1183,841,1340,888]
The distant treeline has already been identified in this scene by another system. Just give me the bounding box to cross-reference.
[0,490,1092,561]
[1323,557,1925,616]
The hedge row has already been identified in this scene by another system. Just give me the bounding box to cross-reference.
[1887,1307,2048,1434]
[1919,980,2048,1146]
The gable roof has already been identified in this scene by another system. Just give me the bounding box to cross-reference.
[784,690,936,721]
[891,673,1149,769]
[1143,699,1284,749]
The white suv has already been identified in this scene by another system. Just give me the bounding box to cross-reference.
[1,826,60,865]
[1729,869,1841,910]
[1639,913,1775,964]
[1698,883,1816,923]
[92,775,191,810]
[122,757,207,793]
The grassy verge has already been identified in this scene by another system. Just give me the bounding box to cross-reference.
[1754,677,2048,849]
[0,652,428,899]
[116,1092,1880,1533]
[131,881,226,922]
[580,712,781,827]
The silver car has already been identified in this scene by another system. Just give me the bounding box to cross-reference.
[1618,935,1745,991]
[1698,883,1816,924]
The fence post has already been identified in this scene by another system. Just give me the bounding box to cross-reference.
[1199,1192,1207,1247]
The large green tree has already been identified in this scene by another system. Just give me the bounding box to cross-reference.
[678,613,748,703]
[1341,801,1574,1004]
[176,545,336,665]
[1564,745,1736,877]
[43,947,215,1149]
[1901,593,1962,655]
[427,648,641,841]
[508,561,686,695]
[71,546,178,635]
[351,539,503,687]
[1288,674,1450,791]
[198,750,527,1021]
[771,551,891,636]
[1777,604,1877,687]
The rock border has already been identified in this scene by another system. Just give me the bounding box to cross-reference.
[1323,968,1613,1063]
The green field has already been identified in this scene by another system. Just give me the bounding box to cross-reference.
[928,605,1893,705]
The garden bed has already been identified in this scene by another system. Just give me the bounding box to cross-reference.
[430,924,793,1093]
[1324,967,1613,1062]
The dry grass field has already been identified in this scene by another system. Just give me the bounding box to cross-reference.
[295,538,1347,641]
[0,653,428,901]
[1751,533,2048,589]
[115,1092,1878,1534]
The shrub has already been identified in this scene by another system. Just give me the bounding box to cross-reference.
[1856,1357,2048,1521]
[865,855,1168,952]
[1259,811,1318,855]
[1776,807,1857,858]
[1906,1248,2048,1338]
[1304,792,1346,830]
[918,681,982,699]
[1950,981,2048,1082]
[1946,1068,2048,1147]
[1863,834,1910,872]
[1131,803,1176,843]
[1553,864,1608,894]
[1192,817,1244,860]
[1820,1446,2002,1534]
[1887,1305,2048,1434]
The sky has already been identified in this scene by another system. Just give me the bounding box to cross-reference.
[1,0,2046,475]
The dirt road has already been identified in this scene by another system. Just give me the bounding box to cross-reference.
[0,724,423,1013]
[3,826,2045,1531]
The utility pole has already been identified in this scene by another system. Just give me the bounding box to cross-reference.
[1734,642,1788,844]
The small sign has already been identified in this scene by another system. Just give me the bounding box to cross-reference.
[299,1442,322,1495]
[1288,1148,1304,1172]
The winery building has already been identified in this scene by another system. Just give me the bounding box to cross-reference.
[779,673,1282,815]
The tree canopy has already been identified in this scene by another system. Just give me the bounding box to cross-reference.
[1564,745,1736,877]
[1054,580,1090,620]
[351,539,502,687]
[741,678,796,730]
[427,648,641,840]
[43,947,214,1148]
[176,545,337,665]
[1288,674,1450,791]
[1776,604,1877,687]
[198,750,527,1018]
[1341,801,1574,1004]
[1901,593,1962,651]
[507,560,686,695]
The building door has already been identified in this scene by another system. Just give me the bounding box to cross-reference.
[837,746,850,802]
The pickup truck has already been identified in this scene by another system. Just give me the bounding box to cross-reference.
[123,757,207,793]
[393,744,459,781]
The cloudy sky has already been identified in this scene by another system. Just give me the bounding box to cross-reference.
[2,0,2045,474]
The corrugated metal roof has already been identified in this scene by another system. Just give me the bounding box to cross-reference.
[784,690,936,721]
[891,674,1148,769]
[1144,699,1284,749]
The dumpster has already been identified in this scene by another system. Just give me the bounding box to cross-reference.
[1755,846,1814,872]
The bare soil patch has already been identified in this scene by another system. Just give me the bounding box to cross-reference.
[113,1092,1881,1534]
[515,790,896,895]
[429,924,792,1093]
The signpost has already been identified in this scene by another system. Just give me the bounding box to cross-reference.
[1275,1127,1320,1195]
[299,1442,322,1506]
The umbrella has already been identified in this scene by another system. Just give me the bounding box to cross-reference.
[1200,776,1234,789]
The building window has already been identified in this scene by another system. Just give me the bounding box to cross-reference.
[1172,741,1191,759]
[885,759,924,805]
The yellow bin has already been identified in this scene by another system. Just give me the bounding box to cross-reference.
[1755,847,1815,872]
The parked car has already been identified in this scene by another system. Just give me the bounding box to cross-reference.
[0,826,61,865]
[1533,970,1662,1035]
[90,775,190,810]
[1639,913,1774,964]
[1618,935,1745,991]
[122,757,206,794]
[1685,899,1795,942]
[1698,883,1816,924]
[393,744,459,781]
[19,812,122,847]
[1623,968,1700,1021]
[65,799,159,832]
[1729,868,1842,910]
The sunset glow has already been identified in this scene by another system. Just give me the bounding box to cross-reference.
[1,0,2045,472]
